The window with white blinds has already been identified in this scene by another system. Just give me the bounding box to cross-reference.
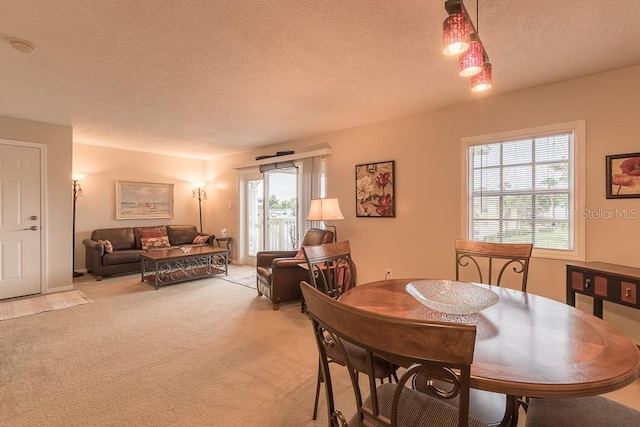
[464,121,585,259]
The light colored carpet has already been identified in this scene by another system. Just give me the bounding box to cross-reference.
[0,266,637,426]
[219,272,257,289]
[0,268,352,426]
[0,290,90,321]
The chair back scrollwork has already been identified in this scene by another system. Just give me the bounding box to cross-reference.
[302,241,356,299]
[455,239,533,292]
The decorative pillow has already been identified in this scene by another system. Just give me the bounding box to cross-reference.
[141,236,171,251]
[98,239,113,254]
[294,247,306,259]
[192,235,210,245]
[141,229,166,238]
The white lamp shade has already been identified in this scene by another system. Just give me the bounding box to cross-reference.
[307,198,344,221]
[72,172,87,181]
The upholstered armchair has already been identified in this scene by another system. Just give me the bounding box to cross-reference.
[256,228,334,310]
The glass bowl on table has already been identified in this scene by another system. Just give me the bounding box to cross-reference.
[406,279,499,315]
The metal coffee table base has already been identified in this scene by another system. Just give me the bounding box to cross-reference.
[141,248,229,290]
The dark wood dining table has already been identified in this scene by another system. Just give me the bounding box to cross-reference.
[339,278,640,398]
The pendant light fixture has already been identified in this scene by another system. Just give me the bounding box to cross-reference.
[458,35,483,76]
[471,62,492,92]
[442,11,470,56]
[443,0,493,92]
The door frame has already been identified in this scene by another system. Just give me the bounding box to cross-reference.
[0,139,48,295]
[236,153,328,266]
[239,170,262,266]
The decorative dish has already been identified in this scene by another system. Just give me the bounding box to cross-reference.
[406,279,499,315]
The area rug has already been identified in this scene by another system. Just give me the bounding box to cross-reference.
[219,273,256,289]
[0,290,91,321]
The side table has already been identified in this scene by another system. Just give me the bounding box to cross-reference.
[214,237,232,261]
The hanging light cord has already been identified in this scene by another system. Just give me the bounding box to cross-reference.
[476,0,479,35]
[467,0,489,62]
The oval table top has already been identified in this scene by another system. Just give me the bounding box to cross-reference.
[339,278,640,398]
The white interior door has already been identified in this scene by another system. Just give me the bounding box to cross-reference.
[0,143,42,300]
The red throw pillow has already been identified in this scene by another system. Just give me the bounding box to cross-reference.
[294,247,306,259]
[141,229,166,238]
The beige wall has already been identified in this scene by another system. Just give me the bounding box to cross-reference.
[72,144,209,267]
[206,64,640,344]
[70,65,640,343]
[0,115,73,293]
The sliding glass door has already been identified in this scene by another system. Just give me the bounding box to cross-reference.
[241,156,326,266]
[264,168,299,251]
[245,165,299,260]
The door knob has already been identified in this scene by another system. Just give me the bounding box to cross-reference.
[30,215,38,220]
[23,225,38,231]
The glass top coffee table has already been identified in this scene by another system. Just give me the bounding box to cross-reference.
[140,246,230,289]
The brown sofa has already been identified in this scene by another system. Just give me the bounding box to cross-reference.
[83,225,214,280]
[256,228,334,310]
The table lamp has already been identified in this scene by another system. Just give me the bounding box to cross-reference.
[306,198,344,242]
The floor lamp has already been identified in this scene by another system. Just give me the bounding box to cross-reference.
[306,198,344,242]
[192,183,207,233]
[72,173,87,278]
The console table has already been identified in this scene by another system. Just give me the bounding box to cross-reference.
[566,261,640,318]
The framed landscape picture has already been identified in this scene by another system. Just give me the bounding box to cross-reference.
[606,153,640,199]
[355,160,395,217]
[116,181,174,219]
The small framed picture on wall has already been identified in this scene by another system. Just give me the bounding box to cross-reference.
[606,153,640,199]
[355,160,395,217]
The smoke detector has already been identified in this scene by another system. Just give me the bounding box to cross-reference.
[8,38,36,53]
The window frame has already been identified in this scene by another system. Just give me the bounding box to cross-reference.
[461,121,586,261]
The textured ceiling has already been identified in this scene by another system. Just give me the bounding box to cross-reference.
[1,1,640,159]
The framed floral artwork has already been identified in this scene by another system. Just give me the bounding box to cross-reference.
[606,153,640,199]
[355,160,395,217]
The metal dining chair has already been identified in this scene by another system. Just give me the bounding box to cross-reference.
[303,240,357,300]
[301,241,398,421]
[458,239,534,425]
[454,239,533,292]
[301,281,490,427]
[414,239,534,426]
